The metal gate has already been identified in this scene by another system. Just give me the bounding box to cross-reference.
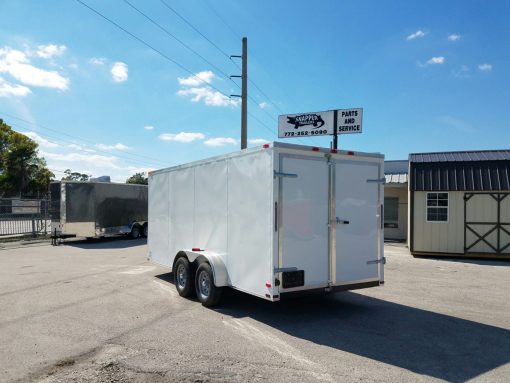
[0,198,51,237]
[464,193,510,255]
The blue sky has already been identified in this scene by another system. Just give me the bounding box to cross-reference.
[1,0,509,181]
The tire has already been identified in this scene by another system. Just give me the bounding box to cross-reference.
[174,257,195,297]
[130,224,141,239]
[142,223,148,238]
[195,263,223,307]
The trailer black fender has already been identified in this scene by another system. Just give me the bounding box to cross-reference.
[182,250,228,287]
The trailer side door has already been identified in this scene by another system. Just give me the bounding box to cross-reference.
[278,155,330,291]
[334,159,382,284]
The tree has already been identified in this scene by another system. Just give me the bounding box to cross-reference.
[61,169,90,181]
[126,172,148,185]
[0,119,54,197]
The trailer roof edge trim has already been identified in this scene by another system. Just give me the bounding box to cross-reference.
[150,142,384,176]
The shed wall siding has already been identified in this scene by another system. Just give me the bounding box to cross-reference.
[413,191,464,253]
[384,186,408,241]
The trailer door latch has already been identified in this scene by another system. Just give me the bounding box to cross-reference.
[366,178,386,184]
[367,257,386,265]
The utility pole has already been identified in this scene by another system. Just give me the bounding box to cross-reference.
[230,37,248,149]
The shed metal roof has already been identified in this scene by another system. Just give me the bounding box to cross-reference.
[385,173,408,184]
[384,160,408,184]
[410,150,510,163]
[410,161,510,191]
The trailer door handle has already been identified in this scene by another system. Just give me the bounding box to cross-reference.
[274,171,298,179]
[336,217,349,225]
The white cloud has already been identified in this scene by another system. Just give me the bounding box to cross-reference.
[177,87,239,107]
[159,132,205,143]
[177,70,240,107]
[0,47,69,90]
[407,30,425,40]
[478,63,492,71]
[438,115,473,133]
[143,125,155,131]
[111,62,128,82]
[248,138,270,146]
[22,131,59,148]
[68,143,96,153]
[204,137,237,147]
[177,71,215,87]
[41,150,119,169]
[259,102,268,109]
[96,143,129,151]
[36,44,67,59]
[426,56,445,65]
[90,57,106,65]
[0,76,31,97]
[448,34,461,42]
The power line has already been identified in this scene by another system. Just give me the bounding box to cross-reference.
[159,0,231,59]
[122,0,236,84]
[75,0,232,99]
[3,117,163,169]
[203,0,241,41]
[1,112,168,167]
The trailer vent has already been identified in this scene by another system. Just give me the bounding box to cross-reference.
[282,270,305,288]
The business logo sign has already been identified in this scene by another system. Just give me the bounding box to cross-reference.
[278,111,334,138]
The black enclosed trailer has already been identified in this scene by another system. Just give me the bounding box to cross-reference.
[50,181,148,243]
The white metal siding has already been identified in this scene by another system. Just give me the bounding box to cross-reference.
[148,171,170,266]
[227,150,273,297]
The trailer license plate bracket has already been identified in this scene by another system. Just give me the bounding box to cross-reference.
[282,270,304,288]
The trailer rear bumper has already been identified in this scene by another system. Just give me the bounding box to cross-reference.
[278,280,382,299]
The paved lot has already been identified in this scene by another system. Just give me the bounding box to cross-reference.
[0,239,509,382]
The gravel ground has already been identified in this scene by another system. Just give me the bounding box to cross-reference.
[0,239,509,382]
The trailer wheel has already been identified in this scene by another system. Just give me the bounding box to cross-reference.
[195,263,223,307]
[174,257,195,297]
[142,223,148,238]
[130,224,141,239]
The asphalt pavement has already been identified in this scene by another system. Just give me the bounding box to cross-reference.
[0,239,509,382]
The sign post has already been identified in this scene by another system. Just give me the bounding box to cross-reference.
[278,108,363,149]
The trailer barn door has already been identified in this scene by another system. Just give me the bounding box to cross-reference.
[278,155,330,290]
[464,193,510,255]
[334,160,382,284]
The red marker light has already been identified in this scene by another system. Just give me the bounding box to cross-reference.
[312,147,320,152]
[191,248,202,252]
[265,282,272,288]
[263,144,270,149]
[347,151,355,156]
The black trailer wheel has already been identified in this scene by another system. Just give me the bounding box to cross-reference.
[130,224,141,239]
[195,263,223,307]
[142,223,148,238]
[174,257,195,297]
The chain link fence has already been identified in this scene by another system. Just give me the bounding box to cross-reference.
[0,198,51,237]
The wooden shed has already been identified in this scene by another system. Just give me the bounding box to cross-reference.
[409,150,510,258]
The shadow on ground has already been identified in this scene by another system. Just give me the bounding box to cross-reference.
[414,255,510,267]
[64,237,147,249]
[155,272,509,382]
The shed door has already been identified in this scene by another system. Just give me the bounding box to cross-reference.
[465,193,510,255]
[334,160,382,284]
[279,155,330,290]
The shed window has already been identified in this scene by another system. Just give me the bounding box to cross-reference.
[384,197,399,228]
[426,192,448,222]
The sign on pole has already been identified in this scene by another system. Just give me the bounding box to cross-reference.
[278,111,334,138]
[278,108,362,139]
[336,108,363,134]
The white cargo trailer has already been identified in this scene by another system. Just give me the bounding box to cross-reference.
[149,142,385,306]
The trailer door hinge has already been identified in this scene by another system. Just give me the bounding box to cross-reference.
[274,171,298,179]
[367,257,386,265]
